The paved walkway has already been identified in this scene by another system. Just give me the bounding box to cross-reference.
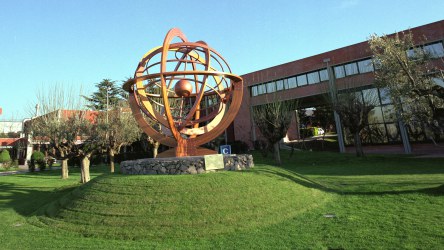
[0,165,60,176]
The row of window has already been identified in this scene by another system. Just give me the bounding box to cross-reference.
[250,68,329,96]
[251,57,375,96]
[334,58,374,79]
[407,41,444,58]
[250,41,444,97]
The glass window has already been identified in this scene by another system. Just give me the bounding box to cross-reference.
[251,86,258,96]
[344,62,359,76]
[276,80,284,91]
[386,123,401,142]
[307,72,320,84]
[379,88,391,104]
[382,105,396,122]
[283,79,289,89]
[373,58,382,69]
[406,49,416,58]
[319,69,329,81]
[362,88,379,105]
[369,124,388,143]
[266,81,276,93]
[358,59,374,73]
[287,77,297,88]
[297,74,307,86]
[257,84,266,95]
[334,66,345,78]
[424,42,444,58]
[433,77,444,88]
[368,106,384,124]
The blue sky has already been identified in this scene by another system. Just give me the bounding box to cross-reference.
[1,0,443,120]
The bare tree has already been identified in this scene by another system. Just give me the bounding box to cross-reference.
[96,105,140,173]
[330,87,379,157]
[252,99,298,165]
[31,84,87,179]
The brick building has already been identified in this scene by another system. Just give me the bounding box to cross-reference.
[232,20,444,154]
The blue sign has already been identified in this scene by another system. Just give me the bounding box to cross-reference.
[220,145,231,155]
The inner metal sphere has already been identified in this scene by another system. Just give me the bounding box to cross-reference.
[174,79,192,97]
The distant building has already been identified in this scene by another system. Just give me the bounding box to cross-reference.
[0,119,30,164]
[231,20,444,154]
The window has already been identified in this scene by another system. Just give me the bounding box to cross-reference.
[288,77,297,88]
[424,42,444,58]
[319,69,329,81]
[257,84,266,95]
[266,81,276,93]
[433,77,444,88]
[358,59,374,73]
[368,107,384,123]
[276,80,284,91]
[408,42,444,59]
[386,123,400,142]
[406,48,416,58]
[362,88,379,105]
[283,79,289,89]
[344,62,358,76]
[297,74,307,86]
[251,86,258,96]
[334,66,345,78]
[379,88,391,105]
[307,72,320,84]
[382,105,396,122]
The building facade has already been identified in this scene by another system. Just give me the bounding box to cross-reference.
[232,20,444,153]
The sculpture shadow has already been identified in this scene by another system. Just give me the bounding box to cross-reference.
[251,167,444,197]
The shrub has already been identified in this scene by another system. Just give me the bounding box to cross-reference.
[0,150,11,163]
[11,159,18,167]
[27,160,35,172]
[300,128,314,138]
[31,151,47,171]
[230,140,250,154]
[68,157,80,167]
[253,140,270,157]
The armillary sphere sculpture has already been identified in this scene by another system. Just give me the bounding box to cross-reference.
[123,28,243,157]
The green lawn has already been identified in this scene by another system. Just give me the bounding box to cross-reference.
[0,151,443,249]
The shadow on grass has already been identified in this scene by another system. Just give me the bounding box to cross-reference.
[252,150,444,176]
[252,167,444,197]
[0,165,113,217]
[0,182,77,216]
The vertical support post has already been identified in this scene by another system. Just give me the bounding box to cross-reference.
[325,58,345,153]
[250,105,257,142]
[398,118,412,154]
[333,111,346,153]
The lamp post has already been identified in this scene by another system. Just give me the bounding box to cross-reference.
[106,86,110,124]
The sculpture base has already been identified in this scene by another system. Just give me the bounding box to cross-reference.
[157,147,217,158]
[120,154,254,175]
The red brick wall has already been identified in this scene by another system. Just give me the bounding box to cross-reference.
[233,20,444,147]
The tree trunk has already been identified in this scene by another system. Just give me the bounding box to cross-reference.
[273,142,282,165]
[61,159,69,179]
[109,148,115,173]
[80,153,91,183]
[153,142,159,158]
[354,132,364,157]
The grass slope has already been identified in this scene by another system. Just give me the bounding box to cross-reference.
[33,167,329,240]
[0,151,443,249]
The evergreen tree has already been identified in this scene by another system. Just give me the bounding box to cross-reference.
[83,79,125,110]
